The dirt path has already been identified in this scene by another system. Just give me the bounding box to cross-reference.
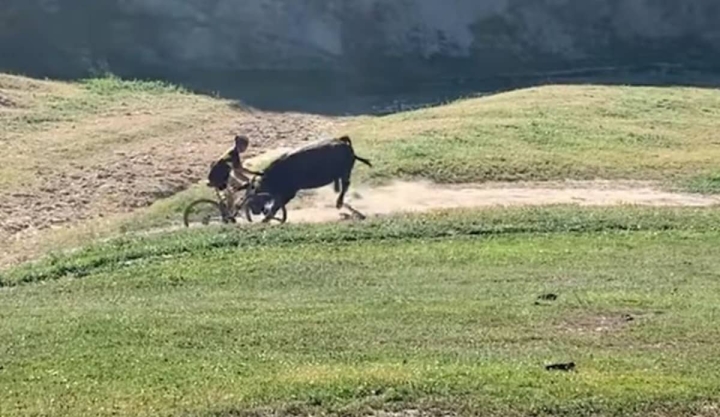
[281,179,720,224]
[115,178,720,243]
[239,149,720,224]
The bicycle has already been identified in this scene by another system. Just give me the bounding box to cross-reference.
[183,175,287,227]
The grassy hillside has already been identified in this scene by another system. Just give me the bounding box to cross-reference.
[5,74,720,417]
[346,85,720,191]
[89,83,720,233]
[3,206,720,416]
[104,83,720,238]
[5,75,720,270]
[4,75,720,199]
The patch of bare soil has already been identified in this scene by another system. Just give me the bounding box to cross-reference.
[0,112,340,242]
[367,410,457,417]
[282,179,720,224]
[558,313,637,335]
[0,93,16,107]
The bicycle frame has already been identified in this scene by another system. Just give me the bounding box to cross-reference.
[214,174,262,218]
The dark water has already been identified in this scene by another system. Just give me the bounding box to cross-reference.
[166,64,720,116]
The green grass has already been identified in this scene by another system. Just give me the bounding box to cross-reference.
[5,76,720,416]
[29,76,189,129]
[680,172,720,194]
[4,205,720,287]
[0,73,189,133]
[3,206,720,416]
[345,85,720,189]
[79,74,190,96]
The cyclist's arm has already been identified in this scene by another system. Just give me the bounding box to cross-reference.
[230,165,250,182]
[243,167,264,176]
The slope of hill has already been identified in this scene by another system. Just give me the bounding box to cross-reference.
[345,84,720,185]
[3,73,720,268]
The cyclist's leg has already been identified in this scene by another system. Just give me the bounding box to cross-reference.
[229,175,251,195]
[224,187,237,216]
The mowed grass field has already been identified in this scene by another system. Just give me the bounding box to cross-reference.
[3,75,720,416]
[3,207,720,416]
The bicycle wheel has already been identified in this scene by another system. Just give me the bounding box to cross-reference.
[183,199,234,227]
[243,193,287,224]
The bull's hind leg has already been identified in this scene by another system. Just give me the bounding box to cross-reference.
[343,203,366,220]
[336,174,350,209]
[333,178,341,193]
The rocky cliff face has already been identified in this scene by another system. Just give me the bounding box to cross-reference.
[2,0,719,107]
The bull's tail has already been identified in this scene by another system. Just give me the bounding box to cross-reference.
[339,135,371,167]
[355,155,372,167]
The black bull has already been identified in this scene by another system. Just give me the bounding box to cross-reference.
[250,136,372,222]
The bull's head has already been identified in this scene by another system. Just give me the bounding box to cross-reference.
[248,178,274,215]
[248,193,273,215]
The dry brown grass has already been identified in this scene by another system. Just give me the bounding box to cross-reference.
[0,73,340,251]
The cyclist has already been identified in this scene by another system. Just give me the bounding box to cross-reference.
[206,135,262,211]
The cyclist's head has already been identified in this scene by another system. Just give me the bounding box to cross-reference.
[234,135,249,153]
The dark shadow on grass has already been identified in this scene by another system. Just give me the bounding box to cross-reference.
[157,63,720,117]
[6,62,720,117]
